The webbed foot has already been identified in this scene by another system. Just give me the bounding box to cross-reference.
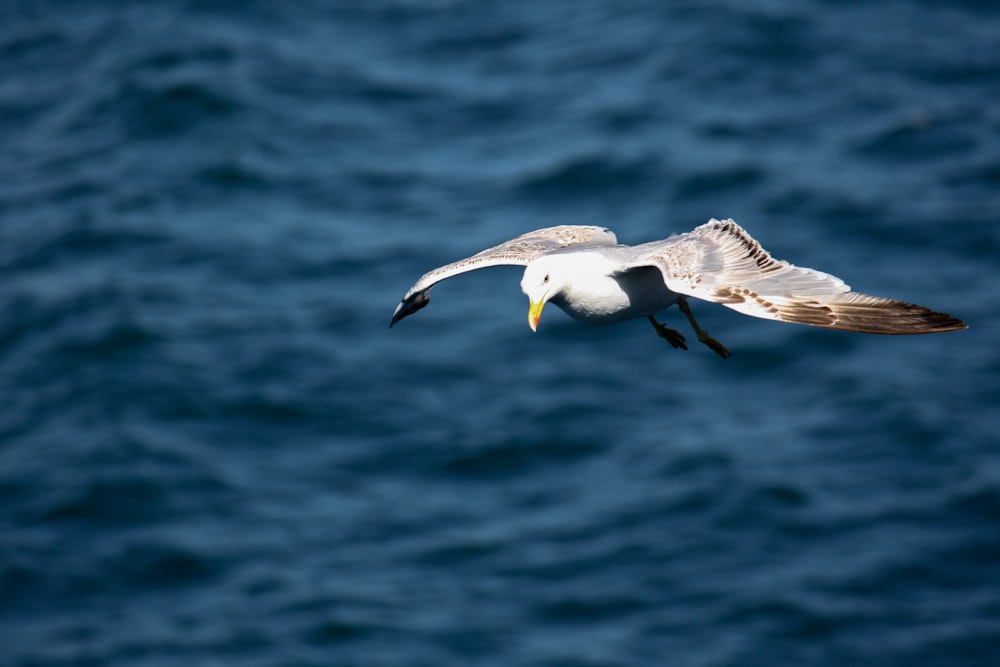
[648,316,688,350]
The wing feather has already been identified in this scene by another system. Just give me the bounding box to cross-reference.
[627,219,966,335]
[390,225,618,327]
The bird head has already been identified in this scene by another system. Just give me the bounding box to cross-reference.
[520,259,560,332]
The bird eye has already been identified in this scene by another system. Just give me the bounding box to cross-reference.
[543,274,550,284]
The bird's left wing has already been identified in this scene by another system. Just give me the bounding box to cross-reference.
[620,218,966,334]
[391,225,619,327]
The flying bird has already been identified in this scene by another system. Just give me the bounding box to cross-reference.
[390,219,967,358]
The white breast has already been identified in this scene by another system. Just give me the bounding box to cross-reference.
[548,258,679,325]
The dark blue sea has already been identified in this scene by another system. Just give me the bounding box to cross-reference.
[2,2,999,665]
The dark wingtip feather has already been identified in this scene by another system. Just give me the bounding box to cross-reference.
[786,295,968,335]
[389,291,431,328]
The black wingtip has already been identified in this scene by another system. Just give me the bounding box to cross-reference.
[389,291,431,329]
[389,305,404,329]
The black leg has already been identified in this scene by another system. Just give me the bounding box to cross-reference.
[677,299,731,358]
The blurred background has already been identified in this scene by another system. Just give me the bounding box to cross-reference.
[1,1,999,665]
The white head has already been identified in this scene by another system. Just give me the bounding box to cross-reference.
[520,256,568,332]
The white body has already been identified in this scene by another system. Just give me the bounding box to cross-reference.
[525,252,679,325]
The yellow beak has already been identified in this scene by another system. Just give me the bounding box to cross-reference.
[528,300,545,332]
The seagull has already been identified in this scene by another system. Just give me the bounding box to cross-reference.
[390,218,967,358]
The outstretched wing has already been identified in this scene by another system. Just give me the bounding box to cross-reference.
[390,225,619,327]
[624,218,967,334]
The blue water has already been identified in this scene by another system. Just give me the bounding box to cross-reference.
[2,2,999,665]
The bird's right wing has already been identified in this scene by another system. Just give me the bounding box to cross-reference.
[622,218,967,334]
[390,225,619,327]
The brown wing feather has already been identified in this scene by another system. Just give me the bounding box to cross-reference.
[630,219,967,335]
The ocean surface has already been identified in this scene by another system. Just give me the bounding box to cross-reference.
[2,2,999,666]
